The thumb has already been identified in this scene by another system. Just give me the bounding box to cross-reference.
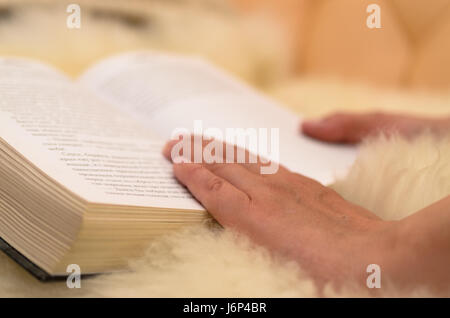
[301,115,350,143]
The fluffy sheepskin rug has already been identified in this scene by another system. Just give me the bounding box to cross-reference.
[0,0,449,297]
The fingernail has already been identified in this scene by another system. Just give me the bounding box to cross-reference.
[302,120,319,131]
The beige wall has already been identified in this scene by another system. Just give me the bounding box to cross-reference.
[233,0,450,91]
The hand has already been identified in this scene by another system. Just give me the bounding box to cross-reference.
[163,137,398,290]
[301,112,450,143]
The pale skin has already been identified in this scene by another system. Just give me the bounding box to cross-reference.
[163,112,450,295]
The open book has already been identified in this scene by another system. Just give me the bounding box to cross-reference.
[0,52,357,279]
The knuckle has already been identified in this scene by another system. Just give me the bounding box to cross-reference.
[264,179,281,192]
[316,186,338,203]
[207,176,224,192]
[244,197,255,215]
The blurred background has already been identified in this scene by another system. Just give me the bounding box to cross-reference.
[0,0,449,117]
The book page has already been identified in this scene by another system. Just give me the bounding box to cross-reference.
[0,58,202,210]
[79,52,357,184]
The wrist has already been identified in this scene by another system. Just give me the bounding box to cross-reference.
[361,220,401,282]
[366,216,449,294]
[328,218,398,291]
[340,219,401,293]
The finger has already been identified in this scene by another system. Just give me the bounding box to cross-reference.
[201,163,263,194]
[173,163,251,227]
[301,113,368,143]
[163,136,209,162]
[163,135,263,165]
[164,137,268,193]
[163,135,290,176]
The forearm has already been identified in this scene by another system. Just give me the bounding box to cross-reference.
[384,195,450,293]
